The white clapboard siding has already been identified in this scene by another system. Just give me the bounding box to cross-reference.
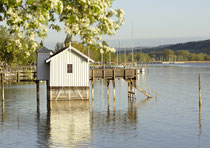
[50,49,89,87]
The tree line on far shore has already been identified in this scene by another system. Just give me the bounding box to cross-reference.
[137,49,210,63]
[1,24,210,65]
[55,42,210,64]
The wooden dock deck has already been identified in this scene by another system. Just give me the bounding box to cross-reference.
[89,68,137,80]
[0,68,138,82]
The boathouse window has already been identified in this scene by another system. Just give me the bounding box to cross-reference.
[67,64,72,73]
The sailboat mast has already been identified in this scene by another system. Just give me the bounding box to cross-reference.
[131,24,134,67]
[117,38,120,65]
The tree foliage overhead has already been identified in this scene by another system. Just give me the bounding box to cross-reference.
[0,0,125,52]
[0,25,38,64]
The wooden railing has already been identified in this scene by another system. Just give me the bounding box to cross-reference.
[89,68,137,80]
[0,65,36,82]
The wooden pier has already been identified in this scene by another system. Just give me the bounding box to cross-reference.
[0,65,36,82]
[1,66,154,106]
[89,68,138,80]
[0,67,138,82]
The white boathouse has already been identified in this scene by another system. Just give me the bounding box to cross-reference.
[36,45,94,100]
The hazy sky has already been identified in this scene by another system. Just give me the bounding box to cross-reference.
[43,0,210,49]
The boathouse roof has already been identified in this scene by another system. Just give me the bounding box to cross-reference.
[37,46,53,53]
[46,46,94,63]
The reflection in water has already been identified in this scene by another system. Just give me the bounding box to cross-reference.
[38,101,91,148]
[36,107,51,148]
[137,97,153,108]
[1,100,5,123]
[199,106,202,136]
[90,100,138,138]
[1,64,210,147]
[90,79,139,139]
[36,78,141,147]
[128,99,137,122]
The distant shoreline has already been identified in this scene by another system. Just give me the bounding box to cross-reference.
[181,61,210,63]
[143,61,210,64]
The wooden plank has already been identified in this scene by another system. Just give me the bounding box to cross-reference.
[105,69,113,78]
[136,86,152,98]
[55,90,62,100]
[94,69,103,77]
[76,88,84,100]
[128,91,135,94]
[126,69,134,78]
[114,69,124,77]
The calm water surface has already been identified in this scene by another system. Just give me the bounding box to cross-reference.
[0,63,210,148]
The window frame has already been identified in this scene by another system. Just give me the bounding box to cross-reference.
[67,64,73,73]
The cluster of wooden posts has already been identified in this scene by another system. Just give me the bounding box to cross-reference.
[89,68,152,102]
[1,67,153,104]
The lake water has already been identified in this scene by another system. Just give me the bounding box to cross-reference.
[1,63,210,148]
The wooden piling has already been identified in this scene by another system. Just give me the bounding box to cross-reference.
[1,73,4,101]
[113,80,116,111]
[91,80,94,111]
[128,80,131,100]
[46,80,51,111]
[124,69,126,80]
[198,74,202,108]
[113,69,115,81]
[131,79,134,99]
[107,80,110,110]
[92,69,95,81]
[17,71,20,82]
[87,87,89,100]
[36,80,40,105]
[134,80,137,99]
[92,80,94,100]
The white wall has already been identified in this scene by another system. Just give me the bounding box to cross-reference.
[49,49,89,87]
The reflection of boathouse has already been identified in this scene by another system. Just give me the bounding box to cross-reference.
[36,45,94,100]
[36,101,91,147]
[50,101,91,146]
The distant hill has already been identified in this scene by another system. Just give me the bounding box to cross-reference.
[120,39,210,54]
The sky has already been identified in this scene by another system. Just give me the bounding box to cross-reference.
[43,0,210,49]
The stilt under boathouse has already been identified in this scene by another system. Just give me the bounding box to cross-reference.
[36,44,94,101]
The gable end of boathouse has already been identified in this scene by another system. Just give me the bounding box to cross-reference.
[45,46,94,87]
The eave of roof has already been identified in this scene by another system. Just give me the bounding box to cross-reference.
[46,46,94,63]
